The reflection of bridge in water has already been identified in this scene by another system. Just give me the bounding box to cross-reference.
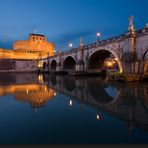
[47,75,148,132]
[0,73,148,132]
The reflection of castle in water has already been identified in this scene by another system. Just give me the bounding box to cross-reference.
[0,73,148,132]
[0,84,55,108]
[0,74,55,108]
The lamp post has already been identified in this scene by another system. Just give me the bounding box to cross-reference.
[69,43,73,50]
[54,50,56,55]
[96,32,101,42]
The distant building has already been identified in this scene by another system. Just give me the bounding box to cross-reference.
[0,33,55,71]
[0,33,55,60]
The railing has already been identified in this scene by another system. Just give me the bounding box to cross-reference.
[135,27,148,37]
[82,33,126,50]
[51,34,126,58]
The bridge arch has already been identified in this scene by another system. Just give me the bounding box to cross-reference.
[87,79,120,105]
[87,49,123,73]
[50,60,57,71]
[63,76,76,93]
[63,56,76,71]
[50,75,57,86]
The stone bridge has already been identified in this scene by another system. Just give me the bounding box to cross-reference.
[42,16,148,77]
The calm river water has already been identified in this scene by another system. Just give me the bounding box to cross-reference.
[0,73,148,144]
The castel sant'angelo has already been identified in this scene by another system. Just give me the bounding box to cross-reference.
[0,33,55,71]
[0,33,55,60]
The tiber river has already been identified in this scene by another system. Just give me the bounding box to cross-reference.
[0,73,148,144]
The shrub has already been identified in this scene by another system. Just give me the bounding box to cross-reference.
[114,72,126,81]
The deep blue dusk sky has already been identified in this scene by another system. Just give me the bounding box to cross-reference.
[0,0,148,51]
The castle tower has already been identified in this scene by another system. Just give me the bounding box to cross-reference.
[13,33,55,59]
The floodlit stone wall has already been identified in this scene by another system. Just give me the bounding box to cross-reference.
[14,60,38,72]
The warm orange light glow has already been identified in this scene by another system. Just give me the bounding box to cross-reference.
[26,89,29,94]
[0,84,55,108]
[38,60,43,68]
[38,74,43,84]
[114,58,118,61]
[44,87,47,92]
[106,61,113,67]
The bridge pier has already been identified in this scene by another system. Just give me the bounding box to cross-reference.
[56,63,62,72]
[122,61,139,74]
[72,38,86,75]
[75,61,85,75]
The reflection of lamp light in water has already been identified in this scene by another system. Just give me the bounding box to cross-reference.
[44,87,47,92]
[69,100,73,107]
[54,92,56,97]
[26,89,29,94]
[38,74,43,84]
[96,114,100,120]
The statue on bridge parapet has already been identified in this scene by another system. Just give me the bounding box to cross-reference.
[128,15,135,31]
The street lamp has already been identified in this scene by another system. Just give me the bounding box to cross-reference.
[69,43,73,50]
[54,50,56,55]
[96,32,101,42]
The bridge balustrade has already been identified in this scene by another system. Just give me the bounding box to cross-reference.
[48,33,126,61]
